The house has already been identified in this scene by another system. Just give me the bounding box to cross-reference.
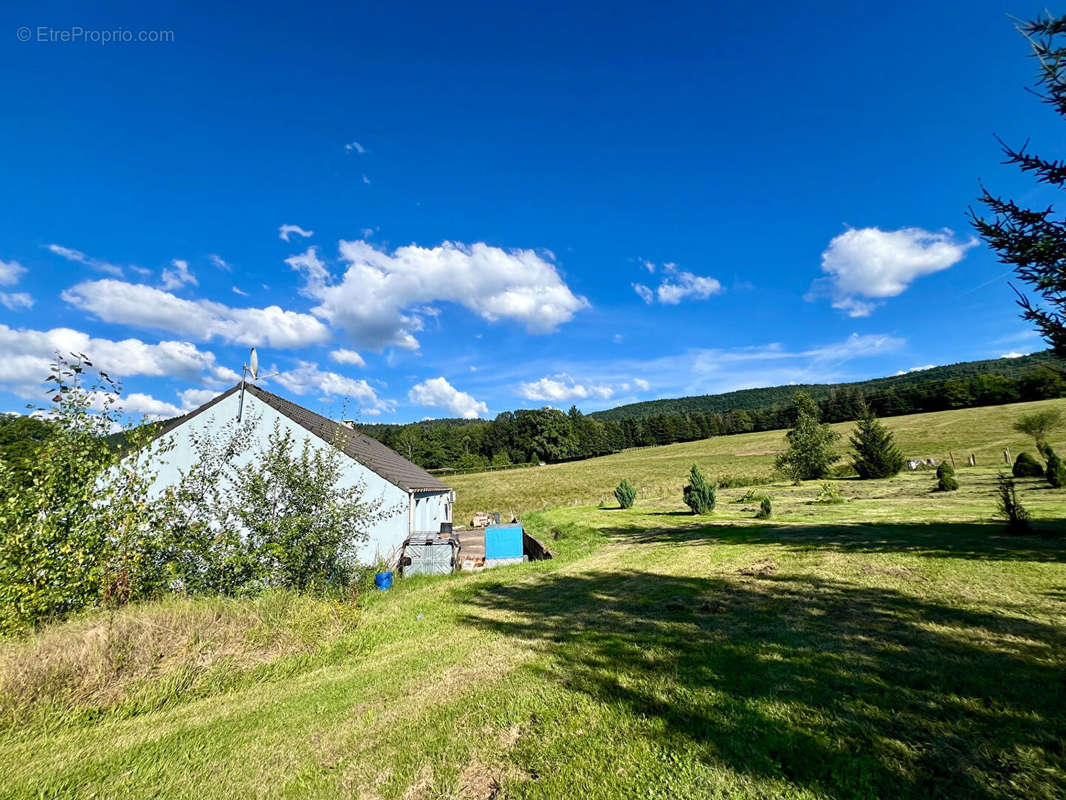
[147,383,454,565]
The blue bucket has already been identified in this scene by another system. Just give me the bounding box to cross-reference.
[374,571,393,590]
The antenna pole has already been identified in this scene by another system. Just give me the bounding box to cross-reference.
[237,364,248,422]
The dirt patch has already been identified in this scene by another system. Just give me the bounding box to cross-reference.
[459,761,501,800]
[738,558,777,577]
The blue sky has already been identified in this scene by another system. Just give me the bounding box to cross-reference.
[0,0,1059,422]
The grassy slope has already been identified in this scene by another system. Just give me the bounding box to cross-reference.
[2,467,1065,799]
[449,397,1066,523]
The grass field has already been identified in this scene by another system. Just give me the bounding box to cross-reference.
[449,397,1066,523]
[1,452,1065,798]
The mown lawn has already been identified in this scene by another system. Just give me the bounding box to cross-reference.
[2,468,1064,799]
[449,397,1066,523]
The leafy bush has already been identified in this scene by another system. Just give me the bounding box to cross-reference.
[815,482,846,504]
[682,465,717,515]
[775,392,839,483]
[755,497,772,519]
[614,479,636,509]
[936,462,958,492]
[1044,445,1066,488]
[1013,451,1046,478]
[995,473,1031,533]
[849,404,904,479]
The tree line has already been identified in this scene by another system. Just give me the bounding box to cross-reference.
[359,358,1066,472]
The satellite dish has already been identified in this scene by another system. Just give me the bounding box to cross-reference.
[249,348,259,380]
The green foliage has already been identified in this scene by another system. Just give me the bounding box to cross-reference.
[995,473,1031,532]
[1013,409,1063,448]
[849,404,904,479]
[0,416,54,487]
[1042,444,1066,488]
[816,482,846,504]
[613,479,636,509]
[776,392,840,483]
[0,355,170,635]
[682,465,716,515]
[936,462,958,492]
[1013,451,1046,478]
[755,497,772,519]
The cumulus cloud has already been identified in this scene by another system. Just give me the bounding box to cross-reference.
[45,244,125,277]
[633,262,722,305]
[118,393,183,419]
[896,364,936,375]
[62,279,331,349]
[633,378,650,391]
[160,259,197,291]
[0,259,26,285]
[408,377,488,419]
[518,375,615,402]
[809,226,978,317]
[0,293,33,311]
[330,348,366,367]
[1000,352,1026,359]
[290,239,588,351]
[179,388,219,410]
[0,323,238,398]
[271,361,392,414]
[345,141,367,154]
[279,224,314,242]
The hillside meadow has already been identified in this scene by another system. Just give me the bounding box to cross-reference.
[449,397,1066,523]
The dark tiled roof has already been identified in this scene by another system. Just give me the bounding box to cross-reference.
[157,383,451,493]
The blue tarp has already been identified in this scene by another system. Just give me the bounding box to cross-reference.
[485,524,523,559]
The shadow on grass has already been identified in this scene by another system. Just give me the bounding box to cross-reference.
[457,561,1066,798]
[613,520,1066,563]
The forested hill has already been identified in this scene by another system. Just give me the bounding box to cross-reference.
[589,351,1064,422]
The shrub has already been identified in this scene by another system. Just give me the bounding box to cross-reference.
[614,479,636,509]
[936,462,958,492]
[849,404,904,479]
[816,482,846,504]
[775,392,839,483]
[756,497,773,519]
[1013,409,1063,449]
[995,473,1031,533]
[1044,445,1066,488]
[683,465,717,515]
[1013,451,1046,478]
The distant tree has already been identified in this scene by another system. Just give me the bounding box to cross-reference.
[970,14,1066,356]
[614,479,636,509]
[1013,451,1046,478]
[995,473,1031,533]
[1041,443,1066,488]
[682,465,716,514]
[849,403,904,479]
[1013,408,1063,449]
[936,462,958,492]
[775,392,839,483]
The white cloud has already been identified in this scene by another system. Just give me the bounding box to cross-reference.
[180,388,219,410]
[518,375,615,402]
[279,224,314,242]
[362,174,371,185]
[633,378,650,391]
[291,239,588,351]
[0,259,26,285]
[0,293,33,311]
[272,361,391,414]
[1000,352,1026,359]
[232,286,248,296]
[633,262,722,305]
[345,141,367,154]
[209,254,231,271]
[896,364,936,375]
[118,392,183,419]
[62,279,331,349]
[809,226,978,317]
[45,244,125,277]
[160,259,197,291]
[330,348,366,367]
[408,377,488,419]
[0,323,238,399]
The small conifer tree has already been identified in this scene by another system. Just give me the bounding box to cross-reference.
[849,403,904,479]
[614,478,636,509]
[936,462,958,492]
[683,465,716,515]
[755,497,772,519]
[1043,444,1066,488]
[996,473,1031,532]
